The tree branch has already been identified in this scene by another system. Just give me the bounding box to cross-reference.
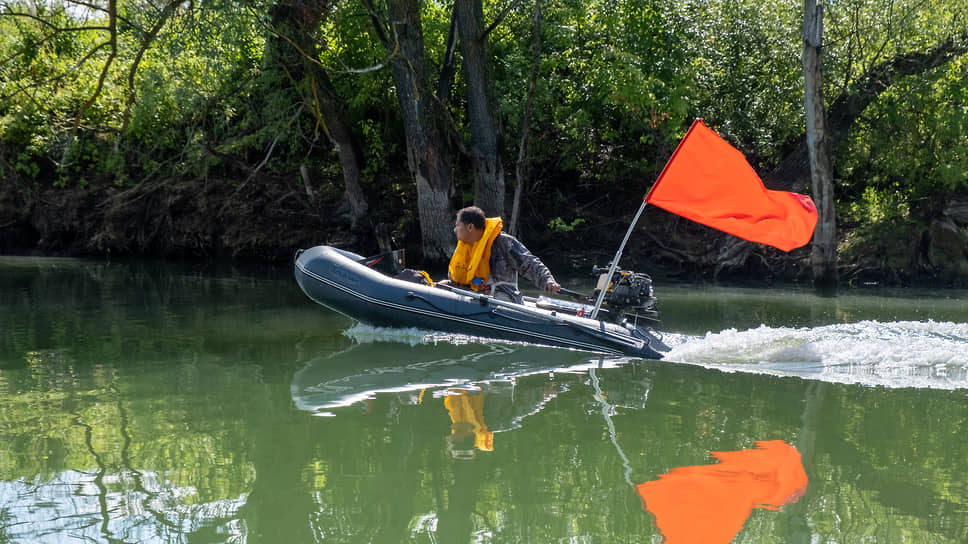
[361,0,391,48]
[120,0,181,135]
[827,33,968,142]
[1,9,110,33]
[246,4,392,75]
[483,0,525,39]
[74,0,118,129]
[511,0,542,237]
[437,5,458,104]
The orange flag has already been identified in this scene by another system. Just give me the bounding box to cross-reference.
[645,119,818,252]
[636,440,808,544]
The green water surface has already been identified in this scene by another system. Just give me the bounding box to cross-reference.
[1,256,966,543]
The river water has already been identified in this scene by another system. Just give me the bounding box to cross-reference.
[2,255,967,543]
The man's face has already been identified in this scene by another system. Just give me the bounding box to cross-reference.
[454,218,477,243]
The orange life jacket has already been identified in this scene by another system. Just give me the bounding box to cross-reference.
[448,217,502,291]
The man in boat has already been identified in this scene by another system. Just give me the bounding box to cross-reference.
[444,205,561,303]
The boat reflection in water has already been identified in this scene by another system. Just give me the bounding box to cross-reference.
[291,330,807,541]
[291,327,634,461]
[291,331,653,541]
[292,329,620,415]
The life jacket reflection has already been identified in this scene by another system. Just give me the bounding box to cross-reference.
[444,389,493,452]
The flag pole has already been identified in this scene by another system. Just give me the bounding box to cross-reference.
[589,121,695,320]
[590,199,648,320]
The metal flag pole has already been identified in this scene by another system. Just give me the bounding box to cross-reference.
[590,199,648,320]
[588,123,692,320]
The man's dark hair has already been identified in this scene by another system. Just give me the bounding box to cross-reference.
[457,206,486,230]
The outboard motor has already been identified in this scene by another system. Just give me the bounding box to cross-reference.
[592,265,660,327]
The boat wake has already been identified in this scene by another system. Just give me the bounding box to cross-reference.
[343,323,529,348]
[341,321,968,390]
[663,320,968,390]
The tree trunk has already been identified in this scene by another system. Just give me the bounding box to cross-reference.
[803,0,838,288]
[309,73,369,223]
[263,0,368,225]
[455,0,505,217]
[387,0,456,262]
[510,0,542,239]
[438,11,459,106]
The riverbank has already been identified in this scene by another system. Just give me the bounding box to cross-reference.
[3,176,968,288]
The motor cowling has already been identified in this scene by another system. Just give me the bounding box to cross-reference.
[593,265,660,326]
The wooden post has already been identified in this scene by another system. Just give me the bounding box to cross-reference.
[803,0,839,288]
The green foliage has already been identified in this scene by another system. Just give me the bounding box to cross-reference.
[547,216,586,233]
[1,0,966,254]
[679,0,804,163]
[847,186,910,225]
[317,1,405,194]
[506,0,695,183]
[0,0,272,187]
[840,55,968,219]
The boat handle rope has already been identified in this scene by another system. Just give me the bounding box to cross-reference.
[404,291,495,317]
[430,283,647,350]
[403,290,614,338]
[401,290,624,347]
[489,306,645,349]
[406,290,638,346]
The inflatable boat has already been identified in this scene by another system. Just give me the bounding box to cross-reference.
[294,245,669,359]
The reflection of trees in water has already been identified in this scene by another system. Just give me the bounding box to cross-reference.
[0,257,341,543]
[0,347,261,543]
[6,259,968,542]
[0,470,249,543]
[798,382,968,542]
[0,257,342,373]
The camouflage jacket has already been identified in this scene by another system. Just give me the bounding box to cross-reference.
[485,233,557,300]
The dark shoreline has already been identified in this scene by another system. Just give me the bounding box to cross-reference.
[4,177,968,290]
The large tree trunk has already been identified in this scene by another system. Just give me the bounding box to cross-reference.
[264,0,368,225]
[455,0,505,217]
[510,0,543,239]
[387,0,456,262]
[803,0,838,288]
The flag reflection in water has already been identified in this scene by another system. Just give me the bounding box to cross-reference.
[637,440,807,544]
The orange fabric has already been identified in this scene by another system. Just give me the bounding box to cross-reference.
[645,120,818,252]
[636,440,808,544]
[444,390,494,451]
[448,217,503,290]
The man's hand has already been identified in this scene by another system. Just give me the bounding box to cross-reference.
[545,281,561,294]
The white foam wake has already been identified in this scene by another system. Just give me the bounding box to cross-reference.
[342,321,968,390]
[343,323,484,346]
[662,320,968,390]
